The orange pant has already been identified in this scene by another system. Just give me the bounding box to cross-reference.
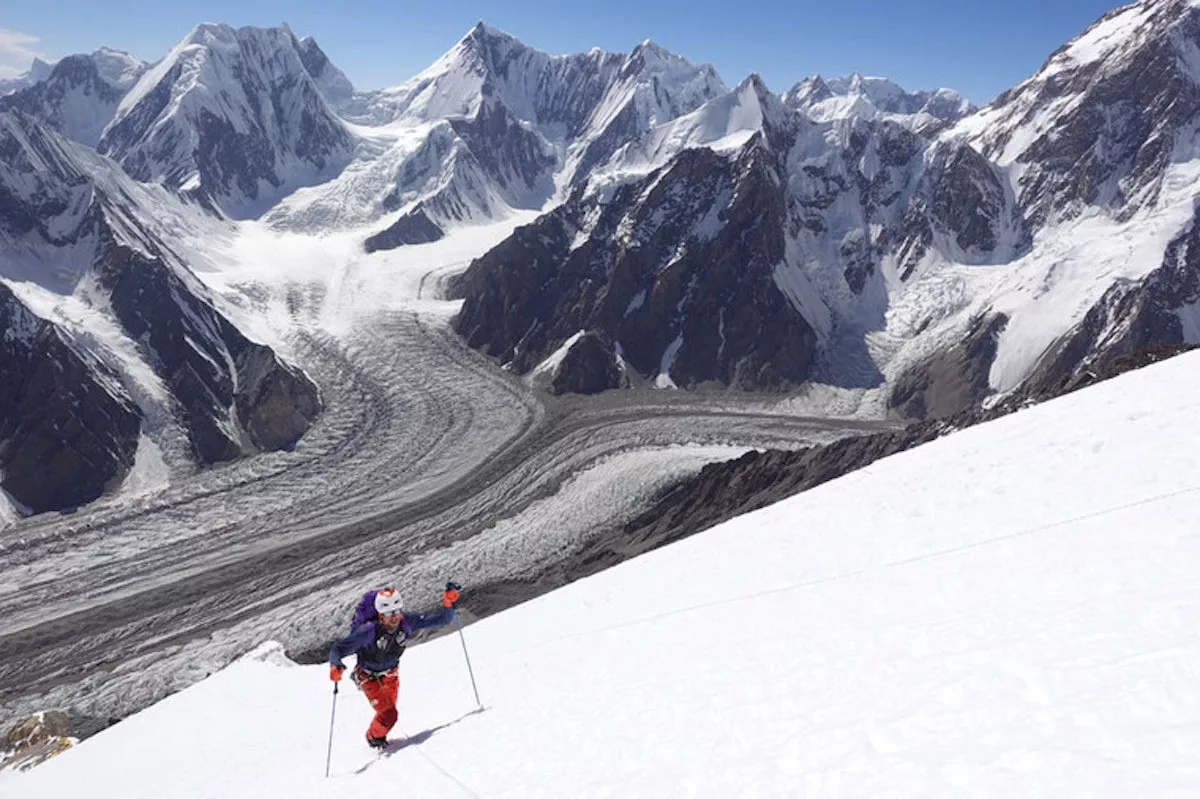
[357,668,399,739]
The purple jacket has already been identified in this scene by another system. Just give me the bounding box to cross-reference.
[329,606,455,674]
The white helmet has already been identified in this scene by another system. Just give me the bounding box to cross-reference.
[374,588,404,616]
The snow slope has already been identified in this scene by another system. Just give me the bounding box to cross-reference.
[6,349,1199,796]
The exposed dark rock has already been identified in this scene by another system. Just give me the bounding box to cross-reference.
[363,205,444,252]
[1,711,73,772]
[548,331,627,395]
[234,346,324,451]
[94,223,322,464]
[928,143,1017,257]
[448,100,555,196]
[1007,2,1200,222]
[876,122,923,168]
[4,711,69,749]
[455,127,820,393]
[889,313,1008,420]
[0,284,140,513]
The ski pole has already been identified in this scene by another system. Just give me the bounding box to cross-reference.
[454,611,482,709]
[324,682,339,778]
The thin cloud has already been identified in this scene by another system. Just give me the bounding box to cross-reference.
[0,28,43,80]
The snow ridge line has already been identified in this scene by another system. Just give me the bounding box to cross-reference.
[490,481,1200,656]
[395,725,483,798]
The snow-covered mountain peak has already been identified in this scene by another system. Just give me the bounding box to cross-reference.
[622,38,722,88]
[182,21,243,51]
[461,20,523,51]
[283,25,728,236]
[89,48,147,91]
[629,38,677,66]
[296,35,355,109]
[732,73,787,126]
[448,20,538,81]
[113,23,288,120]
[0,58,56,96]
[947,0,1199,225]
[784,71,973,126]
[100,22,352,218]
[1045,0,1171,73]
[784,74,834,106]
[0,49,143,148]
[581,71,789,200]
[360,22,550,124]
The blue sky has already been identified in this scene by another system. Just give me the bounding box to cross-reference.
[2,0,1126,103]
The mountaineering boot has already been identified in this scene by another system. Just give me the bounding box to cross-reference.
[366,734,388,750]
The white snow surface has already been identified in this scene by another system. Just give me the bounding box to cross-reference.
[587,76,777,200]
[5,349,1200,796]
[784,73,973,127]
[90,47,148,91]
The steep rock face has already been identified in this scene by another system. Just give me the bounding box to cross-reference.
[926,143,1022,259]
[0,284,140,513]
[889,313,1008,419]
[1019,210,1200,398]
[962,0,1200,224]
[454,116,822,390]
[99,24,352,217]
[95,228,322,463]
[0,110,323,513]
[363,205,444,253]
[295,35,355,110]
[233,345,325,452]
[448,100,557,204]
[329,24,726,250]
[0,54,137,147]
[549,332,627,395]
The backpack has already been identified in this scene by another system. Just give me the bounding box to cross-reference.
[350,590,379,631]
